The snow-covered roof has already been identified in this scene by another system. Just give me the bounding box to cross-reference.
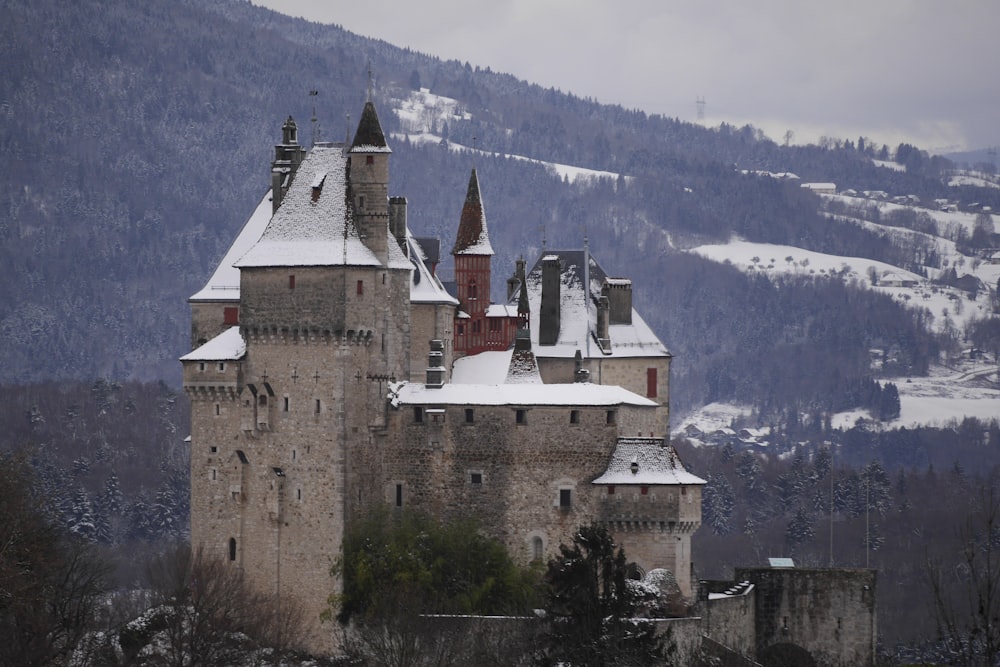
[592,438,706,486]
[350,101,391,153]
[408,233,459,305]
[179,327,246,361]
[234,146,409,270]
[521,250,669,359]
[389,380,657,408]
[452,350,513,384]
[189,193,271,302]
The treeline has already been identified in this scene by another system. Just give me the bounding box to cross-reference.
[0,380,190,548]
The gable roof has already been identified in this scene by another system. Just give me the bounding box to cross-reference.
[179,326,246,361]
[451,168,494,256]
[189,193,271,302]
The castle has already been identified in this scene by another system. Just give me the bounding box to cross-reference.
[181,99,875,664]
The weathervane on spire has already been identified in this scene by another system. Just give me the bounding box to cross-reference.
[367,61,374,102]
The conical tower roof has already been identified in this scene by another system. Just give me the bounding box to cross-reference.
[350,100,390,153]
[451,168,494,256]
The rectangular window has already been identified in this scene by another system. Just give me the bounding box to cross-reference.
[646,367,658,398]
[470,472,482,485]
[414,407,424,423]
[606,410,616,425]
[516,409,527,425]
[283,396,289,412]
[315,399,321,414]
[465,408,474,423]
[641,486,649,495]
[209,446,218,453]
[223,307,239,325]
[366,155,374,165]
[297,488,302,501]
[559,489,572,509]
[289,274,295,289]
[570,410,580,424]
[357,280,364,296]
[218,362,226,372]
[198,362,205,372]
[395,484,403,507]
[607,485,615,495]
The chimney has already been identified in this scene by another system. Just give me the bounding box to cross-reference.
[539,255,561,346]
[604,278,632,324]
[574,349,590,382]
[507,257,526,301]
[596,295,611,353]
[271,116,305,213]
[389,196,408,255]
[426,339,445,388]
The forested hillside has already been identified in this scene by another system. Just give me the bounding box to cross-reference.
[1,0,996,422]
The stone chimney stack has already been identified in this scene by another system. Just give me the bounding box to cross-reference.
[539,255,561,346]
[426,339,445,388]
[596,295,611,353]
[271,116,306,213]
[389,196,408,255]
[604,278,633,324]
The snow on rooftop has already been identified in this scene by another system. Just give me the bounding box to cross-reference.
[389,380,657,408]
[592,438,706,486]
[408,233,458,305]
[179,327,246,361]
[189,193,271,301]
[523,251,669,359]
[452,349,514,384]
[234,147,408,270]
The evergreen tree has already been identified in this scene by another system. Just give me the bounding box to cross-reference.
[703,473,736,535]
[539,525,672,666]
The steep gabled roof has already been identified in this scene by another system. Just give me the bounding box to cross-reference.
[180,327,246,361]
[350,101,391,153]
[451,168,494,256]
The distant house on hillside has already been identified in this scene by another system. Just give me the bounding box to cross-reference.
[988,250,1000,265]
[880,271,917,288]
[801,182,836,195]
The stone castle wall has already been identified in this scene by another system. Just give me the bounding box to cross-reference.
[384,401,658,564]
[736,567,877,667]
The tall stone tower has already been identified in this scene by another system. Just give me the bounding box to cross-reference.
[182,102,411,653]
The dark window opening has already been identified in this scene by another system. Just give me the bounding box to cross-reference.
[199,362,205,372]
[366,155,374,165]
[607,485,615,495]
[215,403,220,416]
[468,280,477,300]
[470,472,482,485]
[570,410,580,424]
[315,399,321,414]
[288,274,295,289]
[606,410,616,425]
[210,446,218,453]
[532,536,543,562]
[228,538,237,561]
[395,484,403,507]
[223,307,239,325]
[559,489,572,509]
[218,362,225,372]
[465,408,474,423]
[283,397,289,412]
[516,409,527,424]
[414,407,424,423]
[646,367,658,398]
[357,280,364,296]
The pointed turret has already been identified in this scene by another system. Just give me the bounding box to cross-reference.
[350,101,390,152]
[451,169,494,256]
[348,100,391,263]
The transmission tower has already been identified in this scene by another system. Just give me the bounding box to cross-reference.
[309,90,320,147]
[696,96,706,124]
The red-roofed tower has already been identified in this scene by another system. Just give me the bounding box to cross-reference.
[452,168,498,355]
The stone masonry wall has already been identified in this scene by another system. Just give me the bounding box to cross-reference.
[737,567,877,667]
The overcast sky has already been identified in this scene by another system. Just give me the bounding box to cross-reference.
[254,1,998,154]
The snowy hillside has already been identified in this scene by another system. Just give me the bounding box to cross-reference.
[683,186,1000,435]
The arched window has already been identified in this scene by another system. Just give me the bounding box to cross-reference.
[228,537,237,561]
[532,536,543,562]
